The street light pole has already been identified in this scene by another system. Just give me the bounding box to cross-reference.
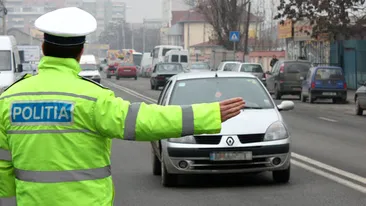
[142,19,145,52]
[1,0,7,35]
[131,23,134,49]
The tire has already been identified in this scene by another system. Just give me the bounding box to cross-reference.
[161,156,178,187]
[274,85,281,100]
[273,165,290,184]
[116,76,120,80]
[134,76,137,80]
[300,92,306,102]
[152,147,161,176]
[355,97,363,116]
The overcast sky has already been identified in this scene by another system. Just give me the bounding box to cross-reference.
[123,0,188,23]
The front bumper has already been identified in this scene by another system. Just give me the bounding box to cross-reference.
[310,89,347,99]
[162,138,290,174]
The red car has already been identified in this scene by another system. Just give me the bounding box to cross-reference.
[116,63,138,80]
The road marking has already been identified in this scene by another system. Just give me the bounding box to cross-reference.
[291,159,366,194]
[318,117,338,122]
[104,78,366,193]
[292,153,366,185]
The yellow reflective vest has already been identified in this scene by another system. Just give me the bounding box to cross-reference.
[0,56,222,206]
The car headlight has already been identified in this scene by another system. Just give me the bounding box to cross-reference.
[168,135,196,144]
[264,121,289,141]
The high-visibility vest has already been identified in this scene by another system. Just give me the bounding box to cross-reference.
[0,56,222,206]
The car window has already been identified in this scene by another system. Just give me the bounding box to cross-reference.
[272,62,279,74]
[171,55,179,62]
[315,68,343,80]
[0,51,11,71]
[180,55,188,63]
[169,77,274,108]
[159,81,172,104]
[153,48,159,58]
[306,69,312,80]
[223,63,238,71]
[157,64,183,72]
[191,63,209,70]
[162,82,173,105]
[240,64,263,73]
[285,62,311,74]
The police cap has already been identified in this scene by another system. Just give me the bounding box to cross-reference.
[35,7,97,46]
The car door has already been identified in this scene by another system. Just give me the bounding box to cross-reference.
[150,65,158,85]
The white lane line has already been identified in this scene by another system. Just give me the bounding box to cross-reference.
[291,159,366,194]
[104,79,366,192]
[292,153,366,185]
[318,117,338,122]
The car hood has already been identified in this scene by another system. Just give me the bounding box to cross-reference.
[218,109,281,135]
[79,70,100,76]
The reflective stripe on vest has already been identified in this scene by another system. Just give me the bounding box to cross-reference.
[0,91,97,101]
[0,148,11,161]
[123,103,195,141]
[0,196,17,206]
[14,165,111,183]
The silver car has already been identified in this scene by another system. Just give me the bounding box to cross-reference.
[151,71,295,187]
[233,63,266,85]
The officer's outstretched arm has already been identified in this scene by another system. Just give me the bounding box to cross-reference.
[0,124,16,198]
[94,91,222,141]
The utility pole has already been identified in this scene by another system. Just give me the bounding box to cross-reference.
[130,23,134,49]
[1,0,7,35]
[121,19,126,49]
[142,19,145,53]
[243,1,251,62]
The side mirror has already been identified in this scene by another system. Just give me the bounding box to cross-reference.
[277,100,295,111]
[17,64,23,73]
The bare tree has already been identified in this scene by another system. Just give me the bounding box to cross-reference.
[186,0,250,50]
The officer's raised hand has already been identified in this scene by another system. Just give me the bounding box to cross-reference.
[219,98,245,122]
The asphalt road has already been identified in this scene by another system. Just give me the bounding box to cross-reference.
[102,76,366,206]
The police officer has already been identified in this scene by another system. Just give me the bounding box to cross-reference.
[0,7,245,206]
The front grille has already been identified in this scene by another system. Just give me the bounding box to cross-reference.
[194,135,222,144]
[238,134,264,144]
[192,158,268,170]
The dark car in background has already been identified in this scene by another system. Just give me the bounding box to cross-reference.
[116,62,138,80]
[266,60,311,99]
[301,66,347,103]
[355,80,366,115]
[150,63,184,90]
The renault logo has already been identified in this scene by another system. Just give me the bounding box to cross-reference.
[226,137,234,146]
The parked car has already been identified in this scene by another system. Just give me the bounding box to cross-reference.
[354,80,366,115]
[232,63,266,85]
[301,66,347,103]
[188,62,210,72]
[116,62,138,80]
[216,61,241,71]
[151,71,294,187]
[150,63,184,90]
[266,60,311,99]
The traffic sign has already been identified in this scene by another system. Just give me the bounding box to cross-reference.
[229,31,240,42]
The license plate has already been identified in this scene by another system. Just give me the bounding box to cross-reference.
[323,92,336,96]
[209,151,252,161]
[124,70,131,72]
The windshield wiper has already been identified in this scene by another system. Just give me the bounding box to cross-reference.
[243,106,264,109]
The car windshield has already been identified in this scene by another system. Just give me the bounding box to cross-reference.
[223,63,239,71]
[191,63,209,70]
[0,51,11,71]
[133,54,142,66]
[240,64,263,73]
[169,77,274,108]
[157,64,183,72]
[80,64,98,71]
[315,68,343,80]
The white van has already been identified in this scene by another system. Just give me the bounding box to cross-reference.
[163,50,189,69]
[0,36,22,94]
[79,54,101,83]
[151,45,183,68]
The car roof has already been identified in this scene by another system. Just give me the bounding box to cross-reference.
[157,62,182,66]
[172,71,256,81]
[239,62,262,65]
[313,66,342,69]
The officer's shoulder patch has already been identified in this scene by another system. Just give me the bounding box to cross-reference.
[78,75,109,90]
[3,74,33,92]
